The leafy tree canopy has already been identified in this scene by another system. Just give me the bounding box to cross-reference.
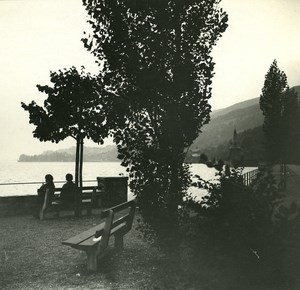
[21,66,112,187]
[21,66,108,144]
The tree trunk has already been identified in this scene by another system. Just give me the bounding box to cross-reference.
[75,138,80,187]
[79,138,84,188]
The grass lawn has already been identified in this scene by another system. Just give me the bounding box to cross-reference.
[1,212,212,290]
[1,213,157,290]
[1,211,299,290]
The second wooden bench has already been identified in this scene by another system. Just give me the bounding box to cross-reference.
[62,200,136,271]
[52,186,104,217]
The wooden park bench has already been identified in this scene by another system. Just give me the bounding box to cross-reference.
[62,200,136,271]
[43,186,104,218]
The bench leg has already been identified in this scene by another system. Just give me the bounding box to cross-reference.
[54,210,60,218]
[39,208,45,220]
[75,204,81,217]
[75,197,81,217]
[87,206,92,216]
[115,234,124,249]
[39,206,49,220]
[86,249,98,271]
[54,205,60,217]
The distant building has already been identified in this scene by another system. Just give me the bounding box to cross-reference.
[229,129,242,167]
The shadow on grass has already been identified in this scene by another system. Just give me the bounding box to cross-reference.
[1,213,299,290]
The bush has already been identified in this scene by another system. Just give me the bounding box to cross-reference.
[180,166,300,288]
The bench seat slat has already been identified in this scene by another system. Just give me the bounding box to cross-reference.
[74,222,127,250]
[54,187,104,194]
[63,214,131,249]
[54,186,104,192]
[82,199,92,202]
[62,222,105,246]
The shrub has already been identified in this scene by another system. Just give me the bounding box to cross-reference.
[180,166,300,288]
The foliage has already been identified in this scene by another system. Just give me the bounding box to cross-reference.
[181,166,300,288]
[83,0,228,244]
[260,60,300,164]
[21,66,109,186]
[192,126,266,166]
[281,87,300,163]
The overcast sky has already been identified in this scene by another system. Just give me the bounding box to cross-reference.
[0,0,299,161]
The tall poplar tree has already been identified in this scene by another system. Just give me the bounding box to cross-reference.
[82,0,228,238]
[260,60,288,163]
[260,60,300,164]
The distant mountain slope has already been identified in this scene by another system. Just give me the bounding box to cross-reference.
[190,101,263,153]
[18,145,119,162]
[211,85,299,120]
[211,97,260,119]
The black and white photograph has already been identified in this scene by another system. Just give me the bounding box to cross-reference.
[0,0,300,289]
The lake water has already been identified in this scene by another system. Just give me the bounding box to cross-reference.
[0,161,255,200]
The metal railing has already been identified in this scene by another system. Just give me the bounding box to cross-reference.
[242,169,259,186]
[0,180,97,186]
[0,180,99,196]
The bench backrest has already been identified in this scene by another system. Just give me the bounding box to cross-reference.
[95,200,136,248]
[54,186,99,193]
[54,186,103,200]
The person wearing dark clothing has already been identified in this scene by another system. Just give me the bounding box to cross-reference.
[37,174,55,220]
[60,173,77,206]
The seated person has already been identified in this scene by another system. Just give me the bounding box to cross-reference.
[37,174,55,220]
[60,173,77,206]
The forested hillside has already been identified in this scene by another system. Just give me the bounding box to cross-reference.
[186,126,265,165]
[189,101,264,153]
[18,145,119,162]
